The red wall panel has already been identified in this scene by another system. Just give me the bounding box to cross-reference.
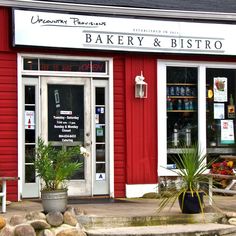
[0,7,18,201]
[0,7,11,52]
[113,56,126,197]
[0,51,18,201]
[125,55,157,185]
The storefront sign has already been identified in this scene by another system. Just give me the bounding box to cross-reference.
[13,9,236,55]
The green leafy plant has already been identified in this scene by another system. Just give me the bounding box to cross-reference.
[35,138,88,191]
[159,143,213,213]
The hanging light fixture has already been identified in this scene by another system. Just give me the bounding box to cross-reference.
[135,71,147,98]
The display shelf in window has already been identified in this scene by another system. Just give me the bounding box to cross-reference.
[167,83,197,112]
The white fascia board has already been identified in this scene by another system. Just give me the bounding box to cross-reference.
[1,0,236,21]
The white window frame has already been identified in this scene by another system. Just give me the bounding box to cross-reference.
[157,60,236,176]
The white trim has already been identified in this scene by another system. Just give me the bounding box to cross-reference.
[108,59,114,198]
[2,0,236,21]
[18,53,114,198]
[198,65,207,155]
[126,184,157,198]
[157,60,236,177]
[17,54,22,201]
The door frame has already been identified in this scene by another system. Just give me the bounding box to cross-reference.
[18,54,114,198]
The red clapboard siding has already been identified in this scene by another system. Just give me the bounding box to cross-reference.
[113,56,126,197]
[125,55,157,184]
[0,7,11,52]
[0,47,18,201]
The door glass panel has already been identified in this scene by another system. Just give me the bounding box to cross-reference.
[96,144,105,162]
[24,85,36,183]
[95,87,106,182]
[48,85,84,142]
[166,67,198,167]
[48,85,85,179]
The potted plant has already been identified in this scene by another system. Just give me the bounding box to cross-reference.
[35,138,88,213]
[159,143,212,214]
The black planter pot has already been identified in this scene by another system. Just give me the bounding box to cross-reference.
[178,191,204,214]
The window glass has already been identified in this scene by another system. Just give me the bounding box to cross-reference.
[166,67,198,166]
[206,68,236,158]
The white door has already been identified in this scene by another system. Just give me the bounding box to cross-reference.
[41,77,92,196]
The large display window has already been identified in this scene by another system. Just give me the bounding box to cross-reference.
[158,61,236,176]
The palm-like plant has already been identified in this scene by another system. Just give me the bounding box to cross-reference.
[159,143,212,213]
[35,138,84,191]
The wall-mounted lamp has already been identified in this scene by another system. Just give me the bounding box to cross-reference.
[135,71,147,98]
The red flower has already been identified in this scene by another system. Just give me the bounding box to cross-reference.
[210,161,235,176]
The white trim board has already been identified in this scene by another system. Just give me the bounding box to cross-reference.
[126,184,158,198]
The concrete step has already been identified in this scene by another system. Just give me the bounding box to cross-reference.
[78,213,224,229]
[85,223,236,236]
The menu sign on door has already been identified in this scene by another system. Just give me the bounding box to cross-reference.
[48,85,84,143]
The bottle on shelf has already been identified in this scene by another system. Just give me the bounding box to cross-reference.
[177,99,182,110]
[170,86,175,96]
[167,98,173,110]
[173,123,179,147]
[185,123,191,147]
[184,99,189,110]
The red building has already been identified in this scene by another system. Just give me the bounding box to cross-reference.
[1,0,236,201]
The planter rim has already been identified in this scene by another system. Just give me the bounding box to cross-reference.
[41,188,68,193]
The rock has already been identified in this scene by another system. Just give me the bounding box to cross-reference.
[226,212,236,218]
[220,216,229,225]
[46,212,64,227]
[14,224,36,236]
[26,211,46,221]
[63,211,78,226]
[38,229,55,236]
[228,217,236,225]
[0,216,6,229]
[9,215,27,226]
[65,207,76,215]
[30,219,51,230]
[56,228,86,236]
[0,225,14,236]
[74,208,85,216]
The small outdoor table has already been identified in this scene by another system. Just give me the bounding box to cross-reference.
[0,177,19,213]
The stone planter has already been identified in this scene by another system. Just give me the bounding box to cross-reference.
[41,189,68,213]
